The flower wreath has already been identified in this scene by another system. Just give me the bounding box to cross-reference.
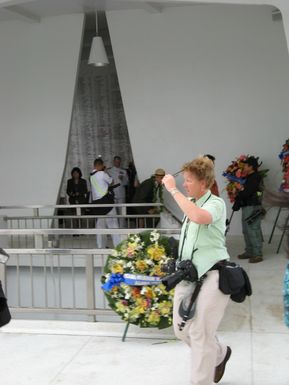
[279,139,289,192]
[101,230,174,329]
[223,154,269,202]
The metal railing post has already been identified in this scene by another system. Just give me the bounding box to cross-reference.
[33,208,43,248]
[121,205,127,228]
[86,254,96,322]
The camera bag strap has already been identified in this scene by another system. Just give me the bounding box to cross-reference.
[178,275,206,331]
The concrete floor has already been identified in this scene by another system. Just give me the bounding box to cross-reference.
[0,237,288,385]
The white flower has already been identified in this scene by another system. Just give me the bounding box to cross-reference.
[111,249,119,257]
[140,287,147,295]
[126,262,133,268]
[150,230,160,243]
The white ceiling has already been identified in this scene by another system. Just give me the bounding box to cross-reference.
[0,0,207,23]
[0,0,279,23]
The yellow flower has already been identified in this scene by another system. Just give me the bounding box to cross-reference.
[123,242,138,257]
[147,245,165,261]
[115,301,127,313]
[150,265,164,277]
[135,297,148,308]
[156,283,174,295]
[158,301,172,316]
[147,311,161,325]
[142,286,155,299]
[135,259,148,272]
[111,263,124,274]
[128,306,145,320]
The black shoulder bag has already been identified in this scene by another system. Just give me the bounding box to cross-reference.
[217,261,252,303]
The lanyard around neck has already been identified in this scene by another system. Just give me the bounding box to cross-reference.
[179,193,212,261]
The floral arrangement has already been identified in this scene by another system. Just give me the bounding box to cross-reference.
[279,139,289,192]
[101,230,174,329]
[222,155,248,202]
[223,154,268,202]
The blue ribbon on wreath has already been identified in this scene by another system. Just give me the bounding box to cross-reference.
[102,273,162,292]
[102,273,125,291]
[222,172,246,185]
[279,150,289,160]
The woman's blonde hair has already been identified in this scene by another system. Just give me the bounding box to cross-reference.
[182,156,215,189]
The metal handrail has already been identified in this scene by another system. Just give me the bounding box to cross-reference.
[0,228,180,235]
[4,248,113,254]
[0,203,163,209]
[3,214,161,219]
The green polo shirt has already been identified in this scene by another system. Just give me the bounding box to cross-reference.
[178,190,229,278]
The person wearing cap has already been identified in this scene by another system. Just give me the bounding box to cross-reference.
[132,168,165,227]
[232,156,263,263]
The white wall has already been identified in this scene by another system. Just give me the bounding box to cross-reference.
[0,14,84,205]
[107,4,289,235]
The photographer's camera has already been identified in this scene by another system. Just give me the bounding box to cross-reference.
[162,260,198,291]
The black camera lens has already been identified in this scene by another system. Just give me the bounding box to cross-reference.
[161,260,198,291]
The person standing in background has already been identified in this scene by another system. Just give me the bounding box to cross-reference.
[132,168,165,227]
[107,156,129,228]
[126,161,140,203]
[66,167,88,229]
[90,158,121,248]
[66,167,88,205]
[233,156,263,263]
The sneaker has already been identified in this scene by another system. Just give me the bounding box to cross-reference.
[237,253,251,259]
[214,346,232,383]
[249,256,263,263]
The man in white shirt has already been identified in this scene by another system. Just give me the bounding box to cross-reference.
[90,158,121,248]
[107,156,128,227]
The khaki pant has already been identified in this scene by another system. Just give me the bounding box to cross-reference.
[173,270,230,385]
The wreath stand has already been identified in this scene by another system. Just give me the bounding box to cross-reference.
[268,207,282,244]
[122,322,130,342]
[268,206,289,253]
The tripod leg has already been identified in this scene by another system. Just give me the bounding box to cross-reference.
[277,214,289,254]
[268,207,282,244]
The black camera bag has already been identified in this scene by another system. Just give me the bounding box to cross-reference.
[90,191,115,215]
[0,281,11,327]
[217,261,252,303]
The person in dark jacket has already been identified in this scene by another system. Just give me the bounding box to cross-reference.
[126,161,140,203]
[132,168,165,227]
[233,157,263,263]
[66,167,88,205]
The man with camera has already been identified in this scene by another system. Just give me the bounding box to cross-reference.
[162,156,231,385]
[90,158,121,248]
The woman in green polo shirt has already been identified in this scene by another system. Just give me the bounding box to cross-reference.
[162,156,231,385]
